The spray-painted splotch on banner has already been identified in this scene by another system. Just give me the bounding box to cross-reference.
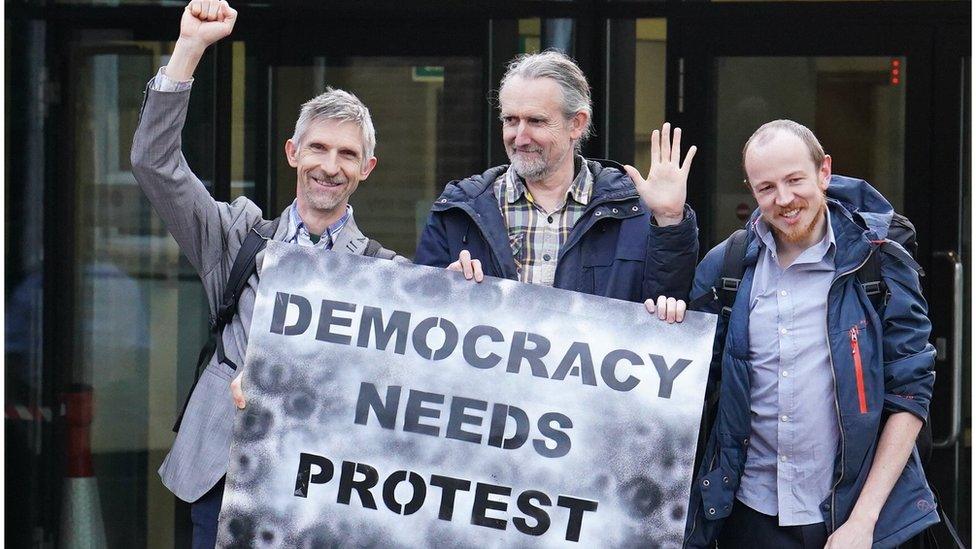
[217,241,716,548]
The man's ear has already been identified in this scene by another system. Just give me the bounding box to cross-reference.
[569,111,589,140]
[360,157,378,180]
[819,154,832,190]
[285,139,299,168]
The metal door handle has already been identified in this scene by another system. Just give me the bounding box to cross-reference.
[933,251,962,449]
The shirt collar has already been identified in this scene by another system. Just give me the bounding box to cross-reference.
[500,155,592,206]
[287,200,353,246]
[755,207,835,265]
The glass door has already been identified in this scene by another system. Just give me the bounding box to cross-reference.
[671,10,970,546]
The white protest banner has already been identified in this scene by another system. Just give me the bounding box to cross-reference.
[217,241,716,548]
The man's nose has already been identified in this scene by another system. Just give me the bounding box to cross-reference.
[514,122,532,146]
[774,185,794,206]
[320,152,340,175]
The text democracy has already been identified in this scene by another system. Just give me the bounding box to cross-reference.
[270,292,693,397]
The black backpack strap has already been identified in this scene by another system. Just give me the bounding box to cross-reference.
[717,229,749,319]
[857,240,924,311]
[364,238,397,260]
[172,217,280,432]
[212,219,279,371]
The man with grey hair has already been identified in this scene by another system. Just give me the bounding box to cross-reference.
[416,49,699,318]
[130,1,398,546]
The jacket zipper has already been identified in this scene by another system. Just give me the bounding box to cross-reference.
[824,251,874,531]
[850,326,868,413]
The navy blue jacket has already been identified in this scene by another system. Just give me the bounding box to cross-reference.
[685,176,938,548]
[414,160,699,303]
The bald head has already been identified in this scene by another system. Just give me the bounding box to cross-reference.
[742,120,825,178]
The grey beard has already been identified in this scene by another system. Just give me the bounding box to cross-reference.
[510,155,552,182]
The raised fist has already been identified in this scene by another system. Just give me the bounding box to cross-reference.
[180,0,237,47]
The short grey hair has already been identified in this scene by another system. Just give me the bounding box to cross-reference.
[742,119,825,177]
[292,87,376,161]
[500,50,593,143]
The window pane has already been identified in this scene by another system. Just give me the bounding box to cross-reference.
[634,19,667,172]
[712,56,906,244]
[60,36,214,548]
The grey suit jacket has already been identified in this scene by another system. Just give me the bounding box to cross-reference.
[131,81,398,502]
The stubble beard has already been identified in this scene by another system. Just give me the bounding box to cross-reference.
[301,173,351,214]
[771,195,828,245]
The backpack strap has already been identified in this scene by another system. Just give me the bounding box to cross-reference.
[364,238,397,260]
[717,229,749,319]
[856,240,924,311]
[172,217,280,432]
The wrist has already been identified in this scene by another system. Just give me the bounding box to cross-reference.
[848,507,880,527]
[167,38,207,81]
[652,210,684,227]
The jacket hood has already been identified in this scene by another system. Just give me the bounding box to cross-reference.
[824,174,894,240]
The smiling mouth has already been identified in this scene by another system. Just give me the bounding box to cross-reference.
[310,174,345,188]
[780,208,800,219]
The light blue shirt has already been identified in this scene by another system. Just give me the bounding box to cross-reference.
[737,214,840,526]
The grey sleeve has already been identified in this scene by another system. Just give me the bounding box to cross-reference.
[130,81,263,280]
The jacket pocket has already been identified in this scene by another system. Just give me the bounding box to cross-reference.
[850,326,868,414]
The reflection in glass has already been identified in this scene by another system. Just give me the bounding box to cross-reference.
[64,38,215,548]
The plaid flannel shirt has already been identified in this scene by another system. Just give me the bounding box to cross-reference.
[493,158,594,286]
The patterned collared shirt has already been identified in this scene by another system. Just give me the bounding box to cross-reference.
[285,201,352,249]
[493,157,593,286]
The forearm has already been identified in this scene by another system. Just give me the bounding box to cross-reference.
[848,412,923,524]
[165,37,208,81]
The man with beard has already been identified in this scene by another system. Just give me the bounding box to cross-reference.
[415,50,699,318]
[682,120,937,548]
[130,1,399,545]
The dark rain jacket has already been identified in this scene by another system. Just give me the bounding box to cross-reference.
[414,160,699,303]
[685,176,938,548]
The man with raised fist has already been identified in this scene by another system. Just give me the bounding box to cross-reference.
[130,1,399,545]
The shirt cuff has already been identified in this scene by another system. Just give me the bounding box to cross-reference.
[152,67,194,92]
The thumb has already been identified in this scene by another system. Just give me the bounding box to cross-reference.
[231,373,246,410]
[623,164,643,185]
[219,1,237,22]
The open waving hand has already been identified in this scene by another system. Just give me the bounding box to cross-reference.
[624,123,697,227]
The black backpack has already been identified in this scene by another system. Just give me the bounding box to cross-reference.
[172,218,395,432]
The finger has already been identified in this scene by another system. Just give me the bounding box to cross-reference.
[219,0,236,20]
[676,300,687,323]
[650,129,661,167]
[672,127,682,164]
[459,250,473,280]
[656,295,667,321]
[623,165,643,186]
[666,297,677,323]
[644,298,656,315]
[189,0,202,16]
[447,261,461,272]
[207,0,219,20]
[472,259,484,283]
[661,122,672,163]
[681,145,698,174]
[231,373,246,410]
